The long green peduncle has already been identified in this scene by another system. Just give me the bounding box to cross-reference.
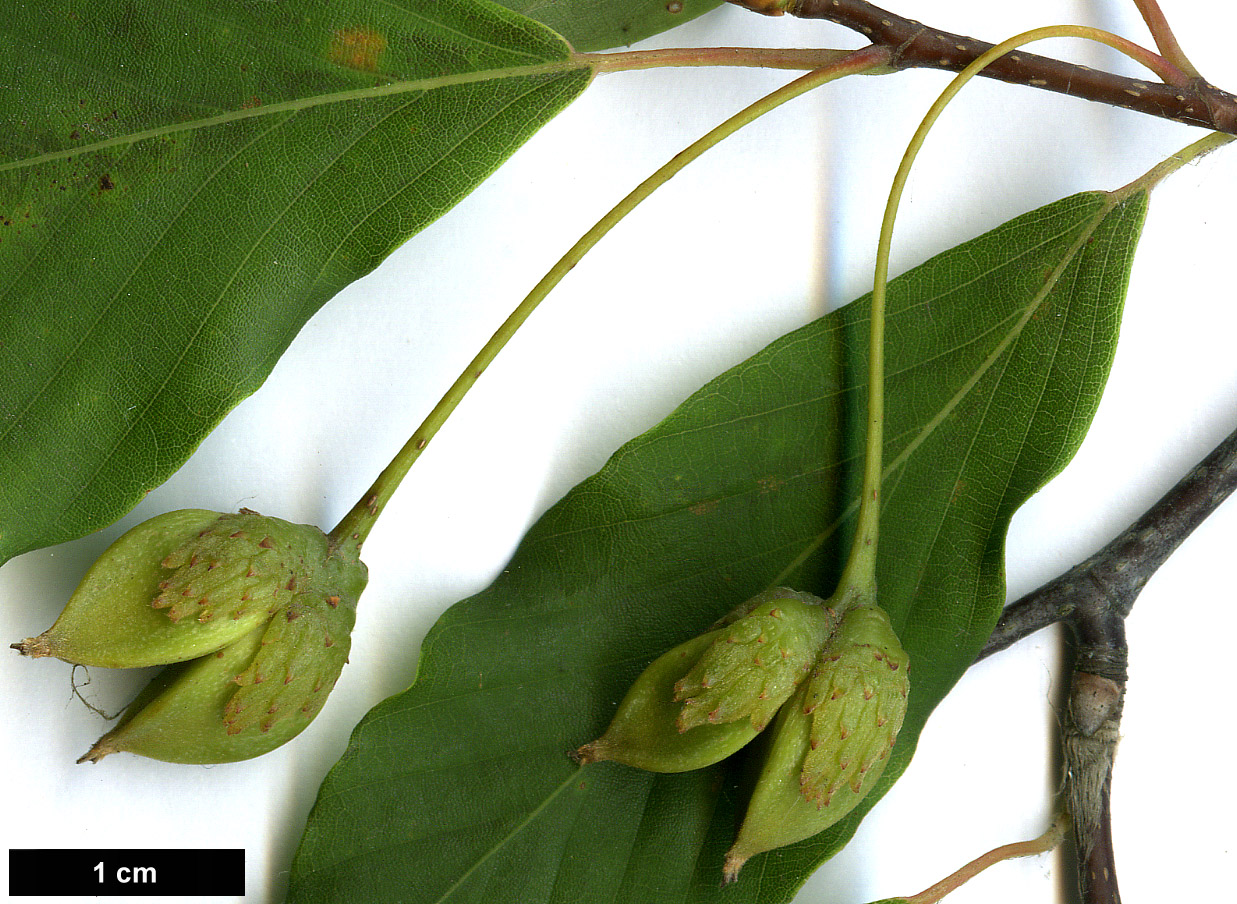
[327,46,894,551]
[833,22,1197,603]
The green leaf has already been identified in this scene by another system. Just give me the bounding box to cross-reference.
[493,0,724,52]
[287,187,1147,902]
[0,0,590,567]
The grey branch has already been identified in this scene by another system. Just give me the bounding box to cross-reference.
[979,423,1237,662]
[973,422,1237,904]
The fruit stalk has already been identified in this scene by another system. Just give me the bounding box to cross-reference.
[327,45,893,553]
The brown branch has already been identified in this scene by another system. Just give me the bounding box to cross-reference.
[730,0,1237,135]
[1063,619,1125,904]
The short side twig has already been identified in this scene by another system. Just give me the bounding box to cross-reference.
[903,811,1070,904]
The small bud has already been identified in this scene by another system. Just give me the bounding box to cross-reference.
[575,588,834,773]
[723,604,909,882]
[1069,671,1121,737]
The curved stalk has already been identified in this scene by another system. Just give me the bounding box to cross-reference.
[1131,0,1202,82]
[328,45,894,550]
[834,26,1230,904]
[834,22,1198,601]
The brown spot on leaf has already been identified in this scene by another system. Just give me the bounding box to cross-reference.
[756,476,783,493]
[329,27,387,73]
[98,173,114,191]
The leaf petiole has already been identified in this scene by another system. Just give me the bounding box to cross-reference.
[1131,0,1203,82]
[579,45,874,74]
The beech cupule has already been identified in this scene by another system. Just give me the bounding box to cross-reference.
[573,586,909,882]
[13,508,367,764]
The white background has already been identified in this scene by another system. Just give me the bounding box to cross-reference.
[3,1,1235,902]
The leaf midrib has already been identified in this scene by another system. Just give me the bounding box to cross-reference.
[607,212,1096,458]
[0,59,591,176]
[526,200,1112,560]
[774,194,1119,587]
[56,71,585,520]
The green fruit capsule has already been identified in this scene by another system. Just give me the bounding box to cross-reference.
[575,588,834,772]
[13,509,344,668]
[723,603,909,883]
[79,547,366,764]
